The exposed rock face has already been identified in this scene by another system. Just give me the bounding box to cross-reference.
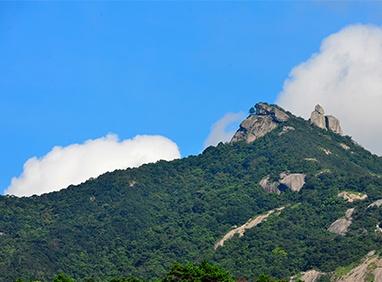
[315,104,325,115]
[326,115,343,135]
[259,173,306,194]
[310,104,326,129]
[374,267,382,282]
[232,102,343,143]
[231,103,289,143]
[300,270,324,282]
[336,251,382,282]
[259,176,281,194]
[254,102,289,122]
[214,207,285,250]
[231,115,278,143]
[338,191,368,203]
[290,270,324,282]
[279,173,306,192]
[328,208,354,235]
[339,143,350,150]
[278,126,295,136]
[320,147,332,155]
[309,104,343,135]
[368,199,382,208]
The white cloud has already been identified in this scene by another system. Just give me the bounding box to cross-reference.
[6,134,181,197]
[277,24,382,155]
[204,112,244,148]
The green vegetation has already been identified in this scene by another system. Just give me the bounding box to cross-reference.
[1,111,382,281]
[162,261,234,282]
[53,273,75,282]
[16,262,286,282]
[334,263,357,277]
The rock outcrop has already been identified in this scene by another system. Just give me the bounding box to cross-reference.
[253,102,289,122]
[328,208,354,235]
[278,126,295,136]
[335,251,382,282]
[214,207,285,250]
[231,103,289,143]
[309,104,343,135]
[259,173,306,194]
[320,147,332,155]
[368,199,382,208]
[279,172,306,192]
[231,115,278,143]
[291,253,382,282]
[232,102,343,143]
[338,191,368,203]
[310,104,326,129]
[339,143,350,150]
[259,176,281,194]
[290,270,324,282]
[326,115,343,135]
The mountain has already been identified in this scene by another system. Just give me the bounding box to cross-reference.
[1,103,382,281]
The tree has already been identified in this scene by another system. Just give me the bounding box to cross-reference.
[162,261,234,282]
[53,273,75,282]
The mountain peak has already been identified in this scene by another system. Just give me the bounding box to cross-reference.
[252,102,290,122]
[2,99,382,281]
[231,102,289,143]
[231,102,344,144]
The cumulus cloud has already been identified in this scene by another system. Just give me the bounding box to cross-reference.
[277,24,382,155]
[204,112,244,148]
[6,134,181,197]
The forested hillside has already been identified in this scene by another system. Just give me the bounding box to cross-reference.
[1,104,382,281]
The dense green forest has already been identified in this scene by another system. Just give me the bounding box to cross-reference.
[1,105,382,281]
[16,261,286,282]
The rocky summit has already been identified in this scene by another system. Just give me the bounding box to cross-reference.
[310,104,326,130]
[231,102,343,144]
[231,102,289,143]
[310,104,343,134]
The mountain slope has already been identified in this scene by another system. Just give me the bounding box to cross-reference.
[1,103,382,281]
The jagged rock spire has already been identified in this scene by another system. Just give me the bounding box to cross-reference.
[309,104,342,135]
[325,115,343,135]
[310,104,326,130]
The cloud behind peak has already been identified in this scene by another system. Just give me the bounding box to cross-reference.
[277,24,382,155]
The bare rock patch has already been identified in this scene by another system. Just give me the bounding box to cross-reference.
[214,207,285,250]
[368,199,382,208]
[339,143,350,150]
[290,270,324,282]
[259,176,280,194]
[328,208,354,236]
[338,191,367,203]
[279,172,306,192]
[231,103,289,143]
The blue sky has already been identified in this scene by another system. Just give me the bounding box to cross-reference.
[1,2,382,194]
